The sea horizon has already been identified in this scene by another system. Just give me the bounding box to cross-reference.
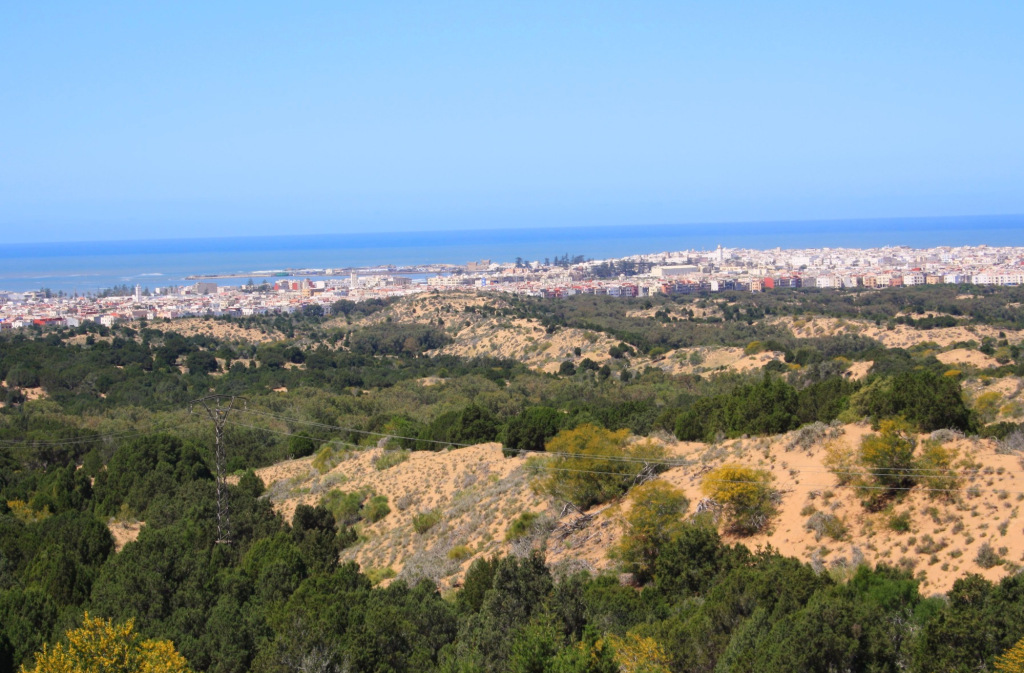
[1,214,1022,294]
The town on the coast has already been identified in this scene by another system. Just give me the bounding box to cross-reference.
[3,243,1024,328]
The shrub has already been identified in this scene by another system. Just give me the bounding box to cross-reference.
[374,449,410,471]
[321,489,368,526]
[506,511,541,542]
[447,545,473,561]
[975,390,1003,424]
[852,369,972,432]
[888,511,912,533]
[823,439,858,486]
[20,613,193,673]
[998,427,1024,454]
[700,464,778,535]
[916,439,960,496]
[413,509,442,534]
[977,542,1003,569]
[361,495,391,523]
[311,445,348,475]
[675,375,800,442]
[611,481,689,582]
[805,512,848,541]
[536,424,667,510]
[501,407,564,456]
[859,419,918,491]
[365,567,397,585]
[288,433,317,459]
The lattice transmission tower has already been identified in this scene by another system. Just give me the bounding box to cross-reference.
[190,395,247,544]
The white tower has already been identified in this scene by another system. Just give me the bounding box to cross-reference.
[135,284,141,303]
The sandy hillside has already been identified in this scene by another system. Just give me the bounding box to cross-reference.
[340,291,627,372]
[937,348,1000,369]
[773,316,1023,350]
[257,444,544,590]
[432,318,622,373]
[257,425,1024,595]
[648,347,786,376]
[147,318,285,343]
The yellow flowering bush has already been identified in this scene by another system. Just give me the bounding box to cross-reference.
[21,613,193,673]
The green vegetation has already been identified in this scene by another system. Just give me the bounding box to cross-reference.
[3,287,1024,672]
[374,449,410,470]
[700,464,779,535]
[611,481,689,582]
[534,424,667,510]
[412,508,443,534]
[505,511,541,541]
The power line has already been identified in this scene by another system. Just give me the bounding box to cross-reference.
[0,430,152,447]
[236,407,1019,478]
[235,407,475,448]
[221,416,1024,497]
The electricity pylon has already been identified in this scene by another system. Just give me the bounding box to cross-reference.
[190,395,247,544]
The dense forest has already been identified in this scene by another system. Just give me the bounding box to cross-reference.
[3,287,1024,672]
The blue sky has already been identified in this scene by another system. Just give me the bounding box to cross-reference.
[1,2,1022,243]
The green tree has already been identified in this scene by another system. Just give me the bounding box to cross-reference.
[611,481,689,583]
[859,418,917,492]
[184,351,218,374]
[502,407,563,456]
[537,425,666,510]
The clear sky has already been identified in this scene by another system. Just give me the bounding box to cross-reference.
[2,2,1022,243]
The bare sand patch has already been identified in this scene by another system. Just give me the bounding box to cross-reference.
[845,360,873,380]
[936,348,1000,369]
[107,520,145,552]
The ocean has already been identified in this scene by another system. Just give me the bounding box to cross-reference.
[0,215,1021,294]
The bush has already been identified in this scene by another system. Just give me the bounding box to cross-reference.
[701,464,778,535]
[916,439,959,496]
[447,545,473,561]
[805,512,848,541]
[506,511,541,542]
[536,424,667,510]
[374,449,410,471]
[997,427,1024,453]
[675,375,800,442]
[361,495,391,523]
[20,613,193,673]
[311,445,348,475]
[321,490,367,526]
[611,481,689,582]
[823,438,858,486]
[413,509,442,534]
[365,567,397,585]
[888,511,912,533]
[976,542,1003,569]
[859,419,918,491]
[852,369,972,432]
